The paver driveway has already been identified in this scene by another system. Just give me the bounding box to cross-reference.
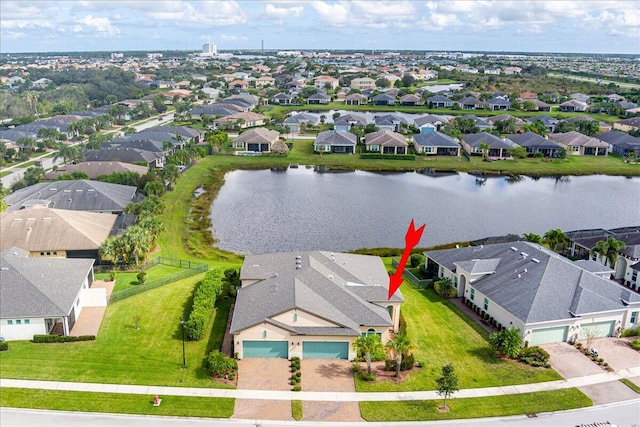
[301,359,363,422]
[232,358,292,421]
[542,341,638,405]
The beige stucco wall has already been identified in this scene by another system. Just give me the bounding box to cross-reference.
[272,309,336,327]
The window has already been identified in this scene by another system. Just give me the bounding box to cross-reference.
[235,142,244,148]
[361,328,382,338]
[76,298,80,307]
[484,298,489,311]
[16,319,21,325]
[633,270,638,282]
[631,311,638,324]
[293,313,298,323]
[262,330,267,338]
[572,146,580,152]
[470,288,475,301]
[7,320,13,325]
[454,276,458,287]
[370,145,379,151]
[439,267,444,278]
[24,319,30,324]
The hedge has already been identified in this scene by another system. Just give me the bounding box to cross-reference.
[33,335,95,343]
[360,153,416,160]
[184,268,223,340]
[0,341,8,351]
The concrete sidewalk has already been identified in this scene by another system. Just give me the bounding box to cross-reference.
[2,366,640,402]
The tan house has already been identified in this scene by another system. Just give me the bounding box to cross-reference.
[364,130,408,154]
[254,76,276,88]
[44,161,148,180]
[350,77,376,91]
[314,75,339,90]
[214,112,267,130]
[0,207,117,262]
[548,131,609,156]
[232,128,283,153]
[613,117,640,133]
[230,251,403,359]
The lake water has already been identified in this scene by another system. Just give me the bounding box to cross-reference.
[210,168,640,254]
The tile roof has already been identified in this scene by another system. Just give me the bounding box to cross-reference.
[233,128,280,144]
[548,131,609,148]
[364,130,408,147]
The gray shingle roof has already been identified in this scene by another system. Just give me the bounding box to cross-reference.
[84,147,162,165]
[460,132,512,149]
[334,113,367,126]
[314,130,357,146]
[5,180,137,213]
[506,132,561,149]
[413,132,460,148]
[231,251,401,335]
[0,247,94,318]
[425,242,640,324]
[374,114,407,126]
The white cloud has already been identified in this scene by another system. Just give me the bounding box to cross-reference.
[265,3,304,19]
[0,1,51,19]
[312,0,415,28]
[74,15,121,36]
[312,1,351,27]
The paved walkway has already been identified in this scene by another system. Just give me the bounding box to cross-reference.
[2,366,639,401]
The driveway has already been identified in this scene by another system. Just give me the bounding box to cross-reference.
[232,358,292,421]
[541,342,602,379]
[542,341,638,405]
[301,359,362,422]
[589,337,640,371]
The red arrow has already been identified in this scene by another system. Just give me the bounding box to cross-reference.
[388,220,426,299]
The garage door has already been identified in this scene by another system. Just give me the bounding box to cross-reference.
[302,341,349,359]
[243,341,288,358]
[578,321,614,339]
[530,326,568,345]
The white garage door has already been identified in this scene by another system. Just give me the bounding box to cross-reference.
[578,321,614,339]
[530,326,568,345]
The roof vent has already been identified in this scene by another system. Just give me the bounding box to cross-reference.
[456,244,460,248]
[295,255,301,260]
[295,265,302,270]
[521,252,528,258]
[517,274,521,279]
[0,267,9,272]
[328,274,333,280]
[510,246,518,251]
[531,258,540,263]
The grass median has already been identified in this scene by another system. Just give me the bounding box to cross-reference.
[359,388,592,421]
[0,388,235,418]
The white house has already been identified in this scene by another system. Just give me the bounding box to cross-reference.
[424,242,640,345]
[0,247,106,341]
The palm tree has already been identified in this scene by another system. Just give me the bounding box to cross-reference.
[385,334,415,378]
[591,237,627,268]
[54,144,79,165]
[543,228,568,253]
[522,233,542,243]
[352,334,383,375]
[479,142,490,160]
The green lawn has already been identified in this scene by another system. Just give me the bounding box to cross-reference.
[359,388,592,421]
[355,283,561,392]
[291,399,303,420]
[0,388,234,418]
[95,263,187,292]
[0,274,233,388]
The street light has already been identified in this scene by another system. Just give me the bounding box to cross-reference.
[180,317,186,368]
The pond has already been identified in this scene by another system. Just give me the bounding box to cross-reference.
[210,168,640,254]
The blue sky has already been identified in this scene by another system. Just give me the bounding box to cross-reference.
[1,1,639,54]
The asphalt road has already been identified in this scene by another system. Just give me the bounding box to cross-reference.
[1,399,638,427]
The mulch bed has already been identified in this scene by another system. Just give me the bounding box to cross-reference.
[211,373,238,387]
[361,360,423,383]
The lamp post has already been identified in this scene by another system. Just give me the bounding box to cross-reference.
[180,317,186,368]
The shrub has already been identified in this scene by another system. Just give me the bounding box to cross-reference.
[136,271,147,285]
[295,371,301,379]
[293,385,301,392]
[0,342,8,351]
[517,346,550,367]
[410,254,424,268]
[621,328,639,337]
[228,372,235,380]
[184,269,223,340]
[576,342,583,349]
[352,362,364,373]
[290,378,298,385]
[207,350,237,377]
[398,313,408,336]
[384,353,415,372]
[108,270,117,281]
[630,339,640,350]
[33,335,95,343]
[290,356,300,362]
[358,372,377,382]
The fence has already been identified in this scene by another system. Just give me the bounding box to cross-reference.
[108,257,208,303]
[95,257,202,272]
[391,258,433,289]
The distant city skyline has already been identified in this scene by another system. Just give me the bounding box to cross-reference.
[1,0,639,55]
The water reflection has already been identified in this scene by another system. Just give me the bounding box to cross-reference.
[210,169,640,254]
